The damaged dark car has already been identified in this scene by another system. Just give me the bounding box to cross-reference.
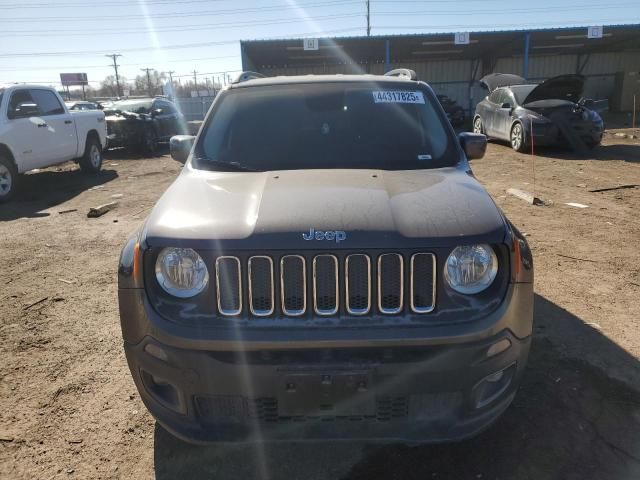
[105,97,186,155]
[473,73,605,152]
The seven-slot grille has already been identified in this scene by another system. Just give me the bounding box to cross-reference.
[213,253,436,317]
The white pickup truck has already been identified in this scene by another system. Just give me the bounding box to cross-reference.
[0,85,108,202]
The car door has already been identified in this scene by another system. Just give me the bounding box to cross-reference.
[162,101,184,136]
[483,89,503,137]
[29,89,77,166]
[152,100,172,140]
[5,89,52,172]
[493,89,516,140]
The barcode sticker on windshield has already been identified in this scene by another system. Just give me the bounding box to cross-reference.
[372,91,425,104]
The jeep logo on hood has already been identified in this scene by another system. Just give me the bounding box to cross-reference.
[302,228,347,243]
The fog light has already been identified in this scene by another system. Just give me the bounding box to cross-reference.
[486,339,511,358]
[144,343,168,362]
[141,370,183,413]
[472,363,516,409]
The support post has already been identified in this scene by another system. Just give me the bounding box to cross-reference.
[384,39,390,73]
[523,32,530,79]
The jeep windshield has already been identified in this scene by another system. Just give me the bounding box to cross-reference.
[194,82,459,171]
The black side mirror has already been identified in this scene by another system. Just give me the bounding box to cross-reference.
[500,102,512,109]
[459,132,487,160]
[170,135,195,164]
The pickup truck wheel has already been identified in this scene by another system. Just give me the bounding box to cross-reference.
[0,156,18,203]
[79,136,103,173]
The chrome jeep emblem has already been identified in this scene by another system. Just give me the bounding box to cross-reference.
[302,228,347,243]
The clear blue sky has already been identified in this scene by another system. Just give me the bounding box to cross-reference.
[0,0,638,88]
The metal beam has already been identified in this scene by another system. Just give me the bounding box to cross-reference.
[384,39,391,73]
[523,32,531,79]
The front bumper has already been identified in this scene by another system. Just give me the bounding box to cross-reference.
[119,283,533,444]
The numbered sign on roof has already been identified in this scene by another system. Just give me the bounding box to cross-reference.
[303,38,319,51]
[454,32,470,45]
[587,26,603,39]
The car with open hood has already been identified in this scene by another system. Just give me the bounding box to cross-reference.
[105,97,186,155]
[473,73,604,152]
[118,70,534,445]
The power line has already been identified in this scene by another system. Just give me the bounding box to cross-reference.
[373,18,638,30]
[0,13,363,37]
[0,55,241,72]
[0,27,364,58]
[377,3,638,16]
[0,0,232,9]
[0,0,360,21]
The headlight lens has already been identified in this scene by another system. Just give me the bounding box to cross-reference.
[155,248,209,298]
[444,244,498,294]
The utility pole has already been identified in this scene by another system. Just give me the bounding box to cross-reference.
[166,70,175,99]
[105,53,122,97]
[192,70,198,93]
[141,68,153,96]
[366,0,370,36]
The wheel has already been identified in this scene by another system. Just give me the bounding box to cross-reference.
[473,116,484,134]
[0,155,19,203]
[142,127,158,156]
[585,138,601,150]
[79,135,103,173]
[510,122,527,153]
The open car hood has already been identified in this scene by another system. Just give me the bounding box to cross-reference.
[479,73,526,92]
[522,74,584,105]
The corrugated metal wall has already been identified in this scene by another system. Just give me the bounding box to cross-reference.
[256,51,639,114]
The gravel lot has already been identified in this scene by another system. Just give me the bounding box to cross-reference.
[1,135,639,479]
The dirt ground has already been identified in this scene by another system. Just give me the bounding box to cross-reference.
[1,133,639,480]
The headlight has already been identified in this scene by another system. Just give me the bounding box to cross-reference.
[444,244,498,294]
[155,248,209,298]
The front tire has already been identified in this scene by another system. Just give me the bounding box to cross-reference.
[79,135,103,173]
[0,155,19,203]
[473,116,484,134]
[510,122,527,153]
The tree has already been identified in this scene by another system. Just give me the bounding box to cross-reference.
[99,75,127,97]
[133,69,166,96]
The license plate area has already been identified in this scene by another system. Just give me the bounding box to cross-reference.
[278,371,375,417]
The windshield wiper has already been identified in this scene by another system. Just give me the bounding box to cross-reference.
[193,157,258,172]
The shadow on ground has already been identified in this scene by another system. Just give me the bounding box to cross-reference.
[153,295,640,480]
[0,168,118,221]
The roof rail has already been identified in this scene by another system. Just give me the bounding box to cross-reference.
[384,68,417,80]
[233,71,266,84]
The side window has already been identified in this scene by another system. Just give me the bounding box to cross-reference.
[163,102,177,114]
[488,89,502,104]
[503,91,516,107]
[30,90,65,116]
[8,90,38,119]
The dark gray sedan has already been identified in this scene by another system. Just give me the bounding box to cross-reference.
[473,73,604,152]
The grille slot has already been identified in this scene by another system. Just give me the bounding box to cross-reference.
[281,255,306,316]
[215,256,242,316]
[377,253,404,314]
[346,254,371,315]
[248,256,274,316]
[313,255,339,315]
[410,253,436,313]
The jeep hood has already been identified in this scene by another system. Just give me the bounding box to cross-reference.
[143,167,506,248]
[522,74,584,105]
